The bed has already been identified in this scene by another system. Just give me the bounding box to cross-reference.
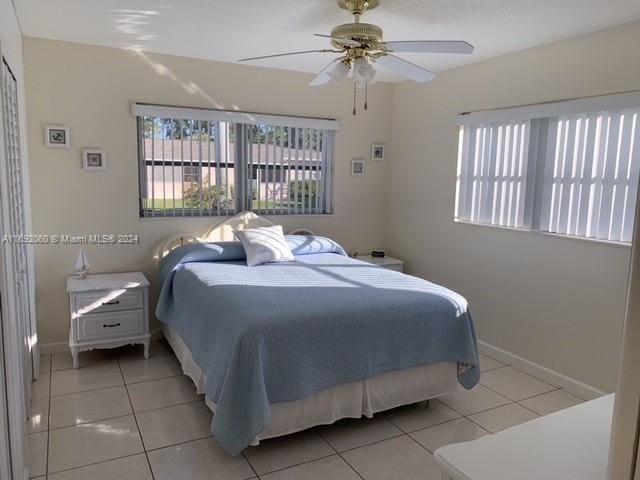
[155,212,480,454]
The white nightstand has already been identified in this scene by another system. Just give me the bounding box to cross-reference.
[355,254,404,272]
[67,272,150,368]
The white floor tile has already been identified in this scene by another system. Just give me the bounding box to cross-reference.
[52,350,115,371]
[47,454,152,480]
[39,354,51,374]
[384,399,461,433]
[261,455,360,480]
[479,354,506,372]
[136,401,212,451]
[127,375,201,412]
[49,386,132,429]
[342,435,443,480]
[439,384,512,416]
[480,366,557,401]
[32,373,50,399]
[28,432,47,478]
[319,416,402,452]
[50,363,123,396]
[27,396,49,434]
[148,437,255,480]
[119,354,182,384]
[245,430,334,475]
[48,415,143,473]
[410,418,489,453]
[519,389,584,416]
[468,403,539,433]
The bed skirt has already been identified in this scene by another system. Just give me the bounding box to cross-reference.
[162,324,460,445]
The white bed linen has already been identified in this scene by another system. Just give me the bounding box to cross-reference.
[163,325,460,445]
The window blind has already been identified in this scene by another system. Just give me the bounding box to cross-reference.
[455,92,640,244]
[543,111,640,242]
[136,105,336,217]
[246,125,332,215]
[456,121,531,228]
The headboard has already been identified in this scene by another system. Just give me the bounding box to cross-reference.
[153,211,277,262]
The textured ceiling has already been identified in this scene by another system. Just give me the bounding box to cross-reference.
[14,0,640,82]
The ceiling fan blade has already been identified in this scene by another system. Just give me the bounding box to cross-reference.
[375,54,435,83]
[314,33,361,47]
[384,40,474,54]
[310,58,342,86]
[238,49,336,62]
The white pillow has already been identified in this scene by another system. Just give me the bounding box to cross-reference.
[235,225,295,267]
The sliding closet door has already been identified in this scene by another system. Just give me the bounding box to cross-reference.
[607,177,640,479]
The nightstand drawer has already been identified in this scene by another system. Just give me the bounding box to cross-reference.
[76,309,144,341]
[74,289,144,315]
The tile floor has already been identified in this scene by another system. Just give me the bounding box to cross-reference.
[28,344,586,480]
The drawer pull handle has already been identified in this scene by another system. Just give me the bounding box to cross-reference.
[102,322,121,328]
[102,300,120,306]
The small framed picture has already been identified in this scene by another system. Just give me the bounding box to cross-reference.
[82,148,106,171]
[351,159,365,176]
[45,125,70,148]
[371,143,385,161]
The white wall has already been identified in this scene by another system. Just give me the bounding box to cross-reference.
[387,20,640,392]
[22,37,394,345]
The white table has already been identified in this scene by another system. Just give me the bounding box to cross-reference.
[67,272,150,368]
[435,394,613,480]
[355,254,404,272]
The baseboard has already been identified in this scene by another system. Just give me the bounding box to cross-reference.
[39,341,68,354]
[478,340,608,400]
[39,329,164,355]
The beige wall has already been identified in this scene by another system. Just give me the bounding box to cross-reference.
[387,21,640,392]
[23,37,394,344]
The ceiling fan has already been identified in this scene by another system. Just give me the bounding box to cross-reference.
[239,0,474,114]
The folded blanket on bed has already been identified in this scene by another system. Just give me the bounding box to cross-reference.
[156,235,479,454]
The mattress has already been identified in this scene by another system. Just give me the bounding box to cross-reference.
[163,324,460,445]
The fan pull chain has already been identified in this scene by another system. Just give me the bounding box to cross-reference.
[353,81,357,116]
[364,84,368,110]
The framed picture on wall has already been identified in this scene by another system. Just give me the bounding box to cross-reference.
[44,125,70,148]
[82,148,106,171]
[371,143,385,161]
[351,159,365,176]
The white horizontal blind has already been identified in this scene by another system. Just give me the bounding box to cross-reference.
[456,93,640,244]
[456,121,530,228]
[137,106,335,217]
[543,110,640,242]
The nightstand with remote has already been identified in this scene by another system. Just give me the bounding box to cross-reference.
[355,254,404,272]
[67,272,150,368]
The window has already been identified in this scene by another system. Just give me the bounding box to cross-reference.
[134,104,337,217]
[455,93,640,243]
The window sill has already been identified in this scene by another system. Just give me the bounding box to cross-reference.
[453,219,632,249]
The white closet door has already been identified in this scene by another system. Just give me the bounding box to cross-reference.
[1,58,32,406]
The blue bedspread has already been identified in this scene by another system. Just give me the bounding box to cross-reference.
[156,236,479,454]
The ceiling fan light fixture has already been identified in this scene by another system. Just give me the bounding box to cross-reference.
[353,57,375,85]
[327,60,351,83]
